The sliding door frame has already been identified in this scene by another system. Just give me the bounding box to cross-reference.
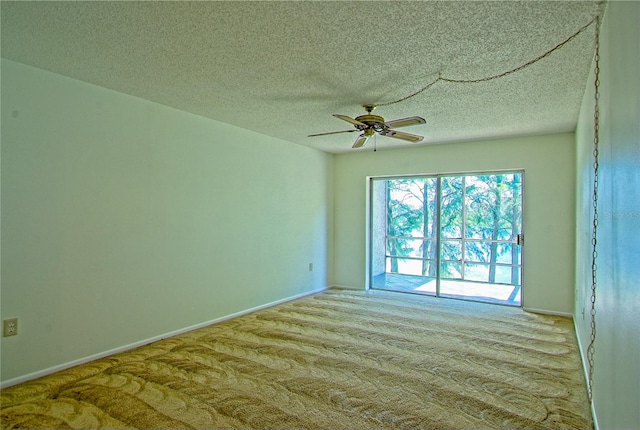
[366,169,525,307]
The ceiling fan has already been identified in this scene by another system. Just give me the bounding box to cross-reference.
[308,105,426,148]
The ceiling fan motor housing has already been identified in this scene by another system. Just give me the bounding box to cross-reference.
[354,114,387,132]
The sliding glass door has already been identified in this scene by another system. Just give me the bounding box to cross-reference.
[370,171,523,306]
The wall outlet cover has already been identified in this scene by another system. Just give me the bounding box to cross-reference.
[3,318,18,337]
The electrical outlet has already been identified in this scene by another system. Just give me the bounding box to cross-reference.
[309,263,313,272]
[3,318,18,337]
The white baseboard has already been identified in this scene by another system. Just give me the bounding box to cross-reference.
[573,318,599,430]
[1,287,327,389]
[329,284,363,290]
[523,307,573,318]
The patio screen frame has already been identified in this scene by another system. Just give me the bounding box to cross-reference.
[367,170,525,306]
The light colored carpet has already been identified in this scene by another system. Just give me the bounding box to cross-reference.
[1,289,591,429]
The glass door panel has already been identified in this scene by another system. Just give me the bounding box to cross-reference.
[370,172,523,306]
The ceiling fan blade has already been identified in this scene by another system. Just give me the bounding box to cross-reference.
[334,114,366,127]
[383,116,426,128]
[308,129,359,137]
[352,134,370,148]
[380,129,424,142]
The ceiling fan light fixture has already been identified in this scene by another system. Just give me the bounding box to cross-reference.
[352,134,368,148]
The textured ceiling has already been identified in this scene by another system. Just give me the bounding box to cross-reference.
[1,1,602,153]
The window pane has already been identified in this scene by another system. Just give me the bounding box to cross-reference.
[387,238,424,258]
[464,174,522,241]
[463,242,519,265]
[387,177,439,240]
[440,176,463,238]
[495,265,520,285]
[464,263,520,285]
[440,261,462,279]
[441,240,462,261]
[464,241,491,263]
[422,240,438,261]
[421,260,438,278]
[387,179,425,237]
[496,243,520,264]
[386,258,423,276]
[464,263,489,282]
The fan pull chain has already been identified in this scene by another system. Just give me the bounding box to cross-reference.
[377,16,599,107]
[586,14,601,404]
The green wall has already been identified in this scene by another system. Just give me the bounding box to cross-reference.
[333,133,576,314]
[574,2,640,428]
[0,59,334,384]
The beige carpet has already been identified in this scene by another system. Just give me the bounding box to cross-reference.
[1,289,592,429]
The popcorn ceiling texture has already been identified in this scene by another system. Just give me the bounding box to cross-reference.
[1,1,602,153]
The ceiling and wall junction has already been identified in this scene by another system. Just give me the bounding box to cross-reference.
[1,1,602,153]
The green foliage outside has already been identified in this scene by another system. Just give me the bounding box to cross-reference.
[385,173,522,284]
